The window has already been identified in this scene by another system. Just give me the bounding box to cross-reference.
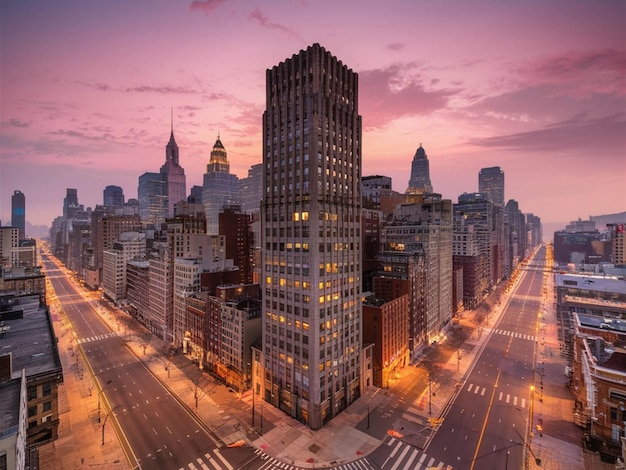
[43,401,52,412]
[42,382,52,396]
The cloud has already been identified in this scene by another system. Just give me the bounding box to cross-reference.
[189,0,228,13]
[79,81,205,95]
[249,8,303,41]
[520,49,626,98]
[7,118,31,128]
[468,112,626,156]
[386,43,405,51]
[358,64,457,129]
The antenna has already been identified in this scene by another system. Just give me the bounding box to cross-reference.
[171,107,173,133]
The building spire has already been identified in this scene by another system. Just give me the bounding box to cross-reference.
[171,107,173,133]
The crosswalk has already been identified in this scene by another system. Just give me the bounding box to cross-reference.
[252,448,376,470]
[465,383,527,408]
[383,438,449,469]
[493,329,536,342]
[77,332,117,344]
[178,448,233,470]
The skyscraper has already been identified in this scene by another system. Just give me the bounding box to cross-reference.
[406,144,433,194]
[11,190,25,239]
[478,166,505,206]
[261,44,362,429]
[103,185,124,207]
[202,136,239,235]
[161,118,186,218]
[138,172,168,226]
[63,188,81,219]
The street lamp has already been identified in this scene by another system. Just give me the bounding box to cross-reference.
[97,379,113,423]
[102,404,121,445]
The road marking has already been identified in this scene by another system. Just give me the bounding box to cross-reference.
[389,445,411,470]
[389,440,403,458]
[499,392,503,401]
[513,396,518,406]
[213,449,233,470]
[506,394,510,403]
[521,398,526,408]
[427,457,435,466]
[470,369,502,470]
[481,388,486,396]
[467,384,473,392]
[419,453,427,464]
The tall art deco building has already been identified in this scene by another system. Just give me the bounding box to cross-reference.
[261,44,362,429]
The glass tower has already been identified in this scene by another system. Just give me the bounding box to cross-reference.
[478,166,505,206]
[261,44,362,429]
[11,190,25,239]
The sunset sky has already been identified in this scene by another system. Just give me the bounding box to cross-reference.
[1,0,625,234]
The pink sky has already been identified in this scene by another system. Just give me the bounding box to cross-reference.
[1,0,625,232]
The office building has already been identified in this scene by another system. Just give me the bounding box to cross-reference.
[103,185,124,207]
[383,195,453,345]
[219,206,254,285]
[0,227,19,268]
[160,122,187,218]
[362,175,392,209]
[478,166,505,206]
[239,163,264,215]
[362,293,409,388]
[406,145,433,195]
[202,136,239,235]
[454,193,500,290]
[261,44,362,429]
[138,172,168,227]
[11,190,26,240]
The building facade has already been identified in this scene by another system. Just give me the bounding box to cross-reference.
[160,125,187,218]
[138,172,168,227]
[261,44,363,429]
[11,190,26,240]
[406,145,433,195]
[103,185,124,207]
[202,137,239,235]
[478,166,505,206]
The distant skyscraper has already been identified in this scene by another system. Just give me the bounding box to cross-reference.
[160,117,186,218]
[11,190,25,239]
[262,44,362,429]
[239,163,263,215]
[63,188,81,219]
[478,166,505,206]
[202,136,239,235]
[103,185,124,207]
[189,185,203,205]
[138,172,168,227]
[406,144,433,194]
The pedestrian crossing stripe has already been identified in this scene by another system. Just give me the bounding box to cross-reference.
[494,329,537,342]
[385,438,448,469]
[77,332,116,344]
[498,391,527,408]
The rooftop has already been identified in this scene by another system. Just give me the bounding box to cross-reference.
[0,294,62,381]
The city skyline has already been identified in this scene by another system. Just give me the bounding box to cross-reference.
[1,0,625,228]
